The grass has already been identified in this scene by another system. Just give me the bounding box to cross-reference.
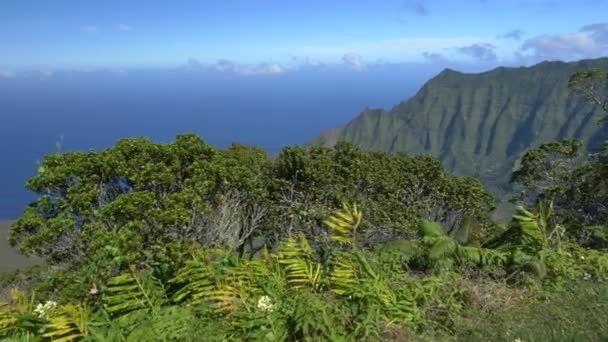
[443,281,608,342]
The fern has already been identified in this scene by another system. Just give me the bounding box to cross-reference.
[329,253,358,295]
[172,251,269,313]
[103,269,166,317]
[0,301,17,336]
[171,258,215,305]
[125,306,196,341]
[43,303,90,342]
[278,234,324,291]
[323,202,362,248]
[0,289,44,339]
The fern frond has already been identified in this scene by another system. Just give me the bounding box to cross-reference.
[329,254,358,295]
[0,302,17,337]
[171,259,215,305]
[0,289,44,338]
[212,284,240,311]
[324,202,362,247]
[43,304,89,342]
[103,270,165,317]
[353,251,378,281]
[278,235,324,291]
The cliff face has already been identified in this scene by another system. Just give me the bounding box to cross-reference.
[313,58,608,194]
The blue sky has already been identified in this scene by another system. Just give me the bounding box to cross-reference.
[1,0,608,73]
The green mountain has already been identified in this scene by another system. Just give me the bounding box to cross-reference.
[313,58,608,197]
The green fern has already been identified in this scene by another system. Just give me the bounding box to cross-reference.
[277,234,324,292]
[103,268,166,317]
[0,302,17,337]
[0,289,44,339]
[172,251,266,313]
[329,253,358,295]
[323,202,362,248]
[171,258,215,306]
[42,303,90,342]
[125,306,196,341]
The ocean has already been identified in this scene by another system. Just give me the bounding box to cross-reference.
[0,67,432,219]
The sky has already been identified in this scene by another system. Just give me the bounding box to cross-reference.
[1,0,608,74]
[2,0,608,219]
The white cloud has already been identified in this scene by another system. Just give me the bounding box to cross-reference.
[0,69,16,78]
[455,43,498,62]
[273,36,489,61]
[422,51,450,64]
[580,23,608,45]
[204,59,290,76]
[518,23,608,61]
[342,53,366,71]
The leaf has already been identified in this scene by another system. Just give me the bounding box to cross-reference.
[324,202,363,248]
[43,304,90,342]
[419,220,446,238]
[329,254,357,295]
[103,270,165,317]
[429,238,457,261]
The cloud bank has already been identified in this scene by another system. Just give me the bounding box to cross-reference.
[518,23,608,61]
[3,22,607,80]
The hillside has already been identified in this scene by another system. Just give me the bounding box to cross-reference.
[313,58,608,196]
[0,221,39,272]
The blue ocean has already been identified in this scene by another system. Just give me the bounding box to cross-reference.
[0,67,433,219]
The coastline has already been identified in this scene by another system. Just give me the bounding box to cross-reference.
[0,221,40,272]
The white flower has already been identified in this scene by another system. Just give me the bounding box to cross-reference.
[580,255,586,260]
[257,295,275,313]
[90,284,99,295]
[34,300,58,318]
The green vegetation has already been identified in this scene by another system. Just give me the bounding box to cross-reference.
[1,66,607,341]
[313,58,608,209]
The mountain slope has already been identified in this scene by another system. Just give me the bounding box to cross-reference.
[313,58,608,195]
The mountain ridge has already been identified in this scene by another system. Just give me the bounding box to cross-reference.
[313,57,608,195]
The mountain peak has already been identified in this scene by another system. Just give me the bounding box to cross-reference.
[312,57,608,195]
[437,68,462,76]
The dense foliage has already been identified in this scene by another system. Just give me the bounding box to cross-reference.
[511,67,608,249]
[9,137,493,275]
[3,202,608,341]
[313,58,608,200]
[1,67,608,341]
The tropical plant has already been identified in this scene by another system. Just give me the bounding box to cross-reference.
[103,267,167,317]
[323,202,362,248]
[42,303,90,342]
[0,289,45,339]
[418,220,509,270]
